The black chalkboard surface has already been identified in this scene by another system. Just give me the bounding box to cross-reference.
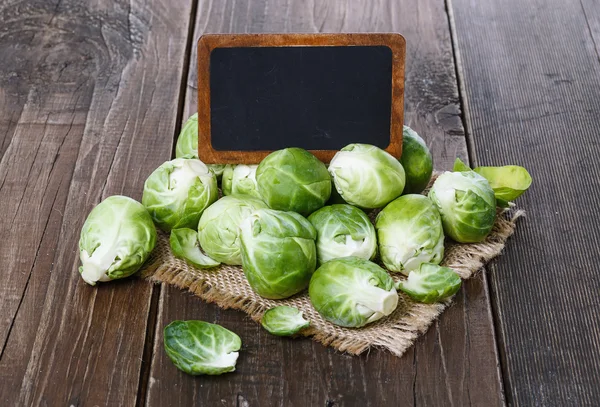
[197,34,406,163]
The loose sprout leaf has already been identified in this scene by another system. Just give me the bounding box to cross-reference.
[453,157,471,172]
[170,228,219,268]
[164,320,241,376]
[473,165,532,202]
[398,263,462,304]
[261,306,310,336]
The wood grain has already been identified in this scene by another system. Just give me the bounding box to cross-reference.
[145,0,504,406]
[449,0,600,404]
[0,0,194,405]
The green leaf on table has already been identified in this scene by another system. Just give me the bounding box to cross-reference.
[473,165,532,202]
[170,228,220,268]
[261,306,310,336]
[397,263,462,304]
[164,320,241,375]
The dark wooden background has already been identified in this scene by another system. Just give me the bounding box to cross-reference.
[0,0,598,406]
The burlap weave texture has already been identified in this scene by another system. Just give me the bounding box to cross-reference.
[141,179,523,357]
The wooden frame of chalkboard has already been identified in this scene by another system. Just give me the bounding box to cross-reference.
[197,33,406,164]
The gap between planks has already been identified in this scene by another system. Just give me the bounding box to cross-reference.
[135,0,201,406]
[444,0,508,403]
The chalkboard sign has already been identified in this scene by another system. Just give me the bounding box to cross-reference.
[197,34,406,164]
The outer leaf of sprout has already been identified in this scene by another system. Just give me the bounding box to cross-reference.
[261,306,310,336]
[170,228,220,268]
[163,320,241,376]
[397,263,462,304]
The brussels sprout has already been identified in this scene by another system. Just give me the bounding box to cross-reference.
[142,158,218,232]
[375,194,444,275]
[164,320,241,376]
[222,164,261,198]
[329,144,406,209]
[397,263,462,304]
[308,257,398,328]
[78,195,157,285]
[428,170,496,243]
[240,209,317,299]
[170,228,219,269]
[401,126,433,194]
[175,113,199,159]
[256,147,331,216]
[197,195,268,265]
[308,204,377,264]
[261,306,310,336]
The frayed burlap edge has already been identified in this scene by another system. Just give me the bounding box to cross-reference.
[140,186,524,358]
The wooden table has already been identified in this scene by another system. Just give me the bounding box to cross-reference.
[1,1,598,406]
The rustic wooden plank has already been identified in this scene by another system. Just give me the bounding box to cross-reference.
[0,0,194,405]
[146,1,504,405]
[449,0,600,404]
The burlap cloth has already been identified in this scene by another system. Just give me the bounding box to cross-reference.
[141,175,524,357]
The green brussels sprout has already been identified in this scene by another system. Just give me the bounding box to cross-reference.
[240,209,317,299]
[256,147,331,216]
[142,158,218,232]
[375,194,444,275]
[222,164,261,198]
[175,113,199,159]
[397,263,462,304]
[170,228,219,269]
[261,306,310,336]
[308,257,398,328]
[78,195,157,285]
[453,158,532,206]
[164,320,241,376]
[308,204,377,264]
[401,126,434,194]
[197,195,268,265]
[428,170,496,243]
[329,144,406,209]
